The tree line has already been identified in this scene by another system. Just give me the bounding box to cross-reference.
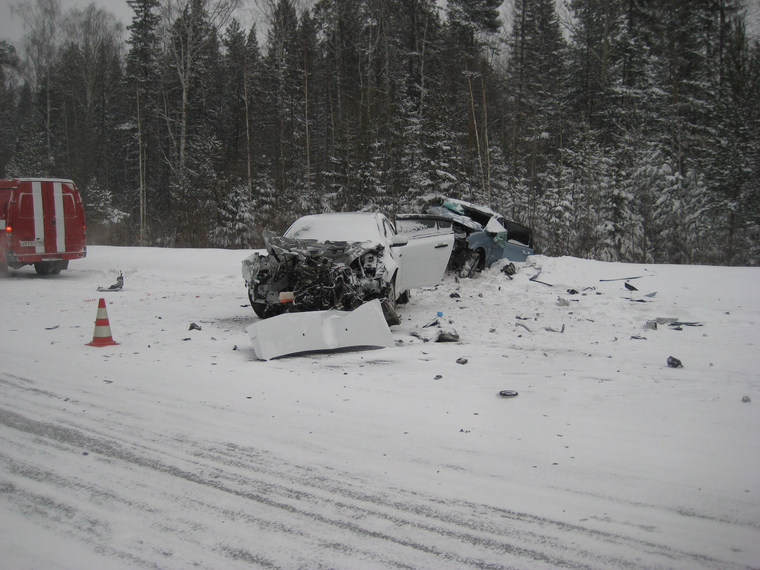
[1,0,758,264]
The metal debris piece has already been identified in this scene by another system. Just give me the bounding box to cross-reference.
[529,266,553,286]
[456,357,468,365]
[499,390,518,398]
[625,282,638,291]
[667,356,683,368]
[98,271,124,292]
[436,328,460,342]
[189,322,201,331]
[600,276,644,282]
[742,396,751,403]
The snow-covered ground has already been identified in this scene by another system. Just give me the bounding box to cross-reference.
[1,246,759,569]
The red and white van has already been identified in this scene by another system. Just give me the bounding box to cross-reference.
[1,178,87,275]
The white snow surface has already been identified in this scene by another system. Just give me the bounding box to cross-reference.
[1,246,759,570]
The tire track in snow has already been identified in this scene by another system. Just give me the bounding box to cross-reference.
[0,373,751,570]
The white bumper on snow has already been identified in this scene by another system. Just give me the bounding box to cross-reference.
[246,299,395,360]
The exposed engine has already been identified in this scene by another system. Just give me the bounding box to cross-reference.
[243,231,393,320]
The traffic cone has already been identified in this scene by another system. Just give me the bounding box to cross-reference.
[86,298,119,347]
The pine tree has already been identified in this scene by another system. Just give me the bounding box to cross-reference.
[126,0,160,244]
[505,0,568,231]
[0,41,20,177]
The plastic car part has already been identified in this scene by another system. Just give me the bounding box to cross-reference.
[246,299,395,360]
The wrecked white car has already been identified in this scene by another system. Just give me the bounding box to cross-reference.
[242,212,454,324]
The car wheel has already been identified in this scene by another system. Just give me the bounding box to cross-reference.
[381,276,401,326]
[249,290,268,319]
[458,249,484,278]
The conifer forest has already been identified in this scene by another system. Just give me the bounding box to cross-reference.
[1,0,759,264]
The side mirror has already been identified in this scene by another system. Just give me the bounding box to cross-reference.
[390,235,408,247]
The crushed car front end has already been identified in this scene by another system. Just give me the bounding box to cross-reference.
[242,231,395,321]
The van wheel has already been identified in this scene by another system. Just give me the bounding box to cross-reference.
[34,262,54,275]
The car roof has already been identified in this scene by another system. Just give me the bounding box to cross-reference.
[284,212,388,242]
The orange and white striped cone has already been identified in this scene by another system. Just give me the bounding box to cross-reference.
[86,298,120,347]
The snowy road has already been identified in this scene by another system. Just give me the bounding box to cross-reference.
[1,247,759,569]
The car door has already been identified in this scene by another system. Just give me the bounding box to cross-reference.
[392,215,454,292]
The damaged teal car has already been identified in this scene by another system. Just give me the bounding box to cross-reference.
[397,198,534,278]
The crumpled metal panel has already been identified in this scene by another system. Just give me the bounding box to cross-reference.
[246,299,395,360]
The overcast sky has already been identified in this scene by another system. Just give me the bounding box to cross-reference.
[1,0,758,53]
[0,0,268,47]
[1,0,134,46]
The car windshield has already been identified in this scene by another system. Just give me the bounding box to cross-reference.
[284,215,383,243]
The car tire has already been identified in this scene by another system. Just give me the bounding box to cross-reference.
[249,291,268,319]
[459,249,484,278]
[34,262,54,275]
[382,276,401,326]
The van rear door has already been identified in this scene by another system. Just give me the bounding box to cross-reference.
[16,180,85,255]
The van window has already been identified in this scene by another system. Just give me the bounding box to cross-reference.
[18,193,34,218]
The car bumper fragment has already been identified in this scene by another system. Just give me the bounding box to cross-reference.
[246,299,394,360]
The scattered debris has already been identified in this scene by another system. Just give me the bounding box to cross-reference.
[630,335,647,340]
[98,271,124,292]
[45,325,60,330]
[449,292,461,298]
[656,317,678,324]
[668,321,703,327]
[742,396,751,403]
[625,282,638,291]
[646,320,658,330]
[434,375,443,380]
[544,324,565,333]
[499,390,518,398]
[502,262,516,278]
[189,322,201,331]
[436,328,460,342]
[644,291,657,297]
[456,357,468,365]
[567,289,579,295]
[412,316,460,343]
[600,276,644,282]
[515,322,532,333]
[557,297,570,307]
[529,266,553,286]
[667,356,683,368]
